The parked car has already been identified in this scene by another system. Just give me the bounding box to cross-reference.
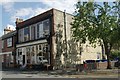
[37,56,48,64]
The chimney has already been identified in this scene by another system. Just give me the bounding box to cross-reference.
[15,18,23,24]
[4,27,13,34]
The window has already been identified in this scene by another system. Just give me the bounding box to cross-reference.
[31,26,35,40]
[43,19,50,35]
[17,48,22,56]
[7,37,12,47]
[97,52,101,59]
[10,53,14,63]
[37,20,50,39]
[36,22,43,39]
[26,47,30,56]
[24,27,29,41]
[39,44,42,50]
[39,23,43,38]
[18,29,24,42]
[36,24,39,39]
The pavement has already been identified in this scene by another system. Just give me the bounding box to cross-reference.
[48,68,119,78]
[1,67,120,79]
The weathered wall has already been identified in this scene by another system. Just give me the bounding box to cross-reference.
[53,9,102,67]
[53,9,73,67]
[81,41,102,64]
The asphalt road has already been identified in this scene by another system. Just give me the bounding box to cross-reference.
[1,69,119,80]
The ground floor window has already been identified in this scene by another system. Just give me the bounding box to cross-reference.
[16,43,50,66]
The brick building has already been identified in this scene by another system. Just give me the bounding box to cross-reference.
[1,27,16,67]
[0,37,2,69]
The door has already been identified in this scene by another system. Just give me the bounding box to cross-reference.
[23,55,25,65]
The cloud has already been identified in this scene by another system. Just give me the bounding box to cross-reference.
[10,7,48,23]
[34,8,48,16]
[2,2,14,12]
[40,0,77,14]
[10,0,77,23]
[2,0,78,29]
[15,8,33,17]
[10,8,34,23]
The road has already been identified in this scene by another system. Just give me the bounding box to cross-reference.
[2,71,63,78]
[1,69,119,80]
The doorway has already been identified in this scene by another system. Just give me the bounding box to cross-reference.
[23,55,25,65]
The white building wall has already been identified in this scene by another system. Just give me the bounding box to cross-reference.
[53,9,102,65]
[53,9,73,65]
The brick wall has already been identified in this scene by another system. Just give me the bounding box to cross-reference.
[2,35,16,53]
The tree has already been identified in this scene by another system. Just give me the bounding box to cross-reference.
[71,2,119,69]
[110,50,120,60]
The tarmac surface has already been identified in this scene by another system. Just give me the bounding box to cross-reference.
[1,68,120,80]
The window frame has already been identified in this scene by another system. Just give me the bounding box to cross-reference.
[24,27,29,41]
[7,37,12,47]
[43,19,50,35]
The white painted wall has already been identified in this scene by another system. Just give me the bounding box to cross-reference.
[53,9,102,65]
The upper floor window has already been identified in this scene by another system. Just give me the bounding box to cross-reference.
[7,37,12,47]
[36,19,49,39]
[18,19,50,42]
[18,29,24,42]
[30,25,35,40]
[43,19,50,35]
[37,22,43,39]
[24,27,29,41]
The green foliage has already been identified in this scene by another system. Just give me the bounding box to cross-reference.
[110,50,120,60]
[71,1,120,69]
[72,2,119,45]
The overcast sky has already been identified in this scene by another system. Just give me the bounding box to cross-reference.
[0,0,116,36]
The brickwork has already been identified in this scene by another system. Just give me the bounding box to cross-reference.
[2,31,16,67]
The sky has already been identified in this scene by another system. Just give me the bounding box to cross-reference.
[0,0,117,37]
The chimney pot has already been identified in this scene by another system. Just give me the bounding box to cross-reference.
[16,18,23,24]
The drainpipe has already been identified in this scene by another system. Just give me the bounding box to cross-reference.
[64,10,68,65]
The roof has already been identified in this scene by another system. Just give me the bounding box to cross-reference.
[16,8,73,28]
[16,8,53,28]
[2,30,16,39]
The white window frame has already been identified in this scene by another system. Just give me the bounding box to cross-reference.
[24,27,29,41]
[7,37,12,47]
[18,29,24,42]
[29,26,31,40]
[10,53,14,63]
[39,23,43,38]
[43,19,50,35]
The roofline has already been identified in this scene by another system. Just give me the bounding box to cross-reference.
[53,8,74,16]
[16,8,54,27]
[16,8,74,27]
[2,30,16,39]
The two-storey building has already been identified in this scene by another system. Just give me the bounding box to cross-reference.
[0,37,2,69]
[2,27,16,68]
[15,8,102,69]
